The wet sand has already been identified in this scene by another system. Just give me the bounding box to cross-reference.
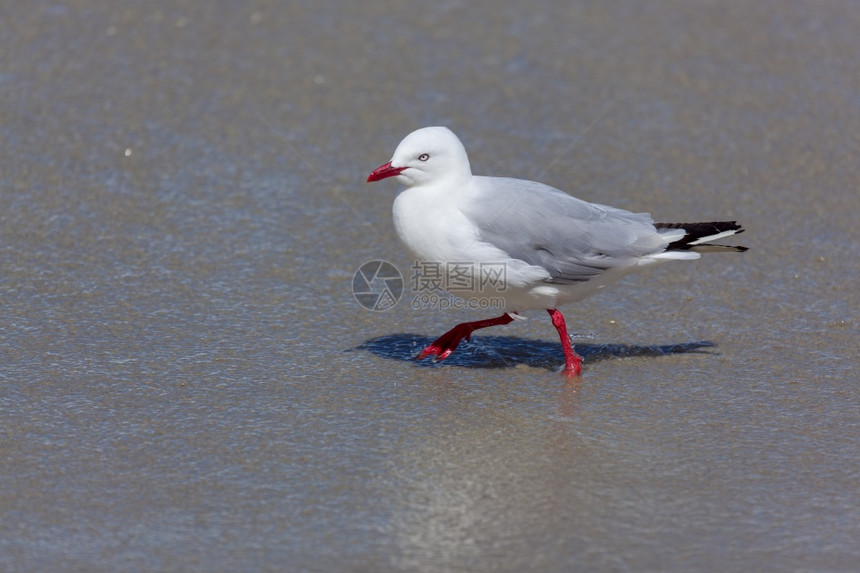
[2,1,858,571]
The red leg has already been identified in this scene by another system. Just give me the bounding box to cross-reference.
[546,309,582,376]
[418,312,515,361]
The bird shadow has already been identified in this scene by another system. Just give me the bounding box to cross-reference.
[352,333,716,372]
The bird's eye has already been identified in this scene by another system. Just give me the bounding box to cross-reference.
[418,153,430,162]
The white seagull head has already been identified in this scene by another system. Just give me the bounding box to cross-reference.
[367,126,472,187]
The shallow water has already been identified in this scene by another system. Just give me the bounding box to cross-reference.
[2,1,858,571]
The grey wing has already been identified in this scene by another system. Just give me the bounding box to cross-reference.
[461,177,671,284]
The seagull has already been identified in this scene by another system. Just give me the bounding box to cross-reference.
[367,126,747,376]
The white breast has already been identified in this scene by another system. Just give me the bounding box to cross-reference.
[393,186,483,262]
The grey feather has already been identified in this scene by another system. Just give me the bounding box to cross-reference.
[460,177,672,284]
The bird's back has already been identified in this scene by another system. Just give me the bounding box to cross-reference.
[459,176,679,284]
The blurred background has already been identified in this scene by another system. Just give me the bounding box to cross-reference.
[2,1,858,571]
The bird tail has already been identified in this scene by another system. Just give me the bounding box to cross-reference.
[656,221,748,253]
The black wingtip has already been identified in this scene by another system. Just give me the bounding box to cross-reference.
[655,221,748,252]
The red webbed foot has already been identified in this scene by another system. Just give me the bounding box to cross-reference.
[547,308,583,377]
[417,324,473,360]
[417,312,516,361]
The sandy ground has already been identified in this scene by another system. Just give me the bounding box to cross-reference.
[1,1,858,570]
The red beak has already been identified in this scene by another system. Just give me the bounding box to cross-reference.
[367,161,406,183]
